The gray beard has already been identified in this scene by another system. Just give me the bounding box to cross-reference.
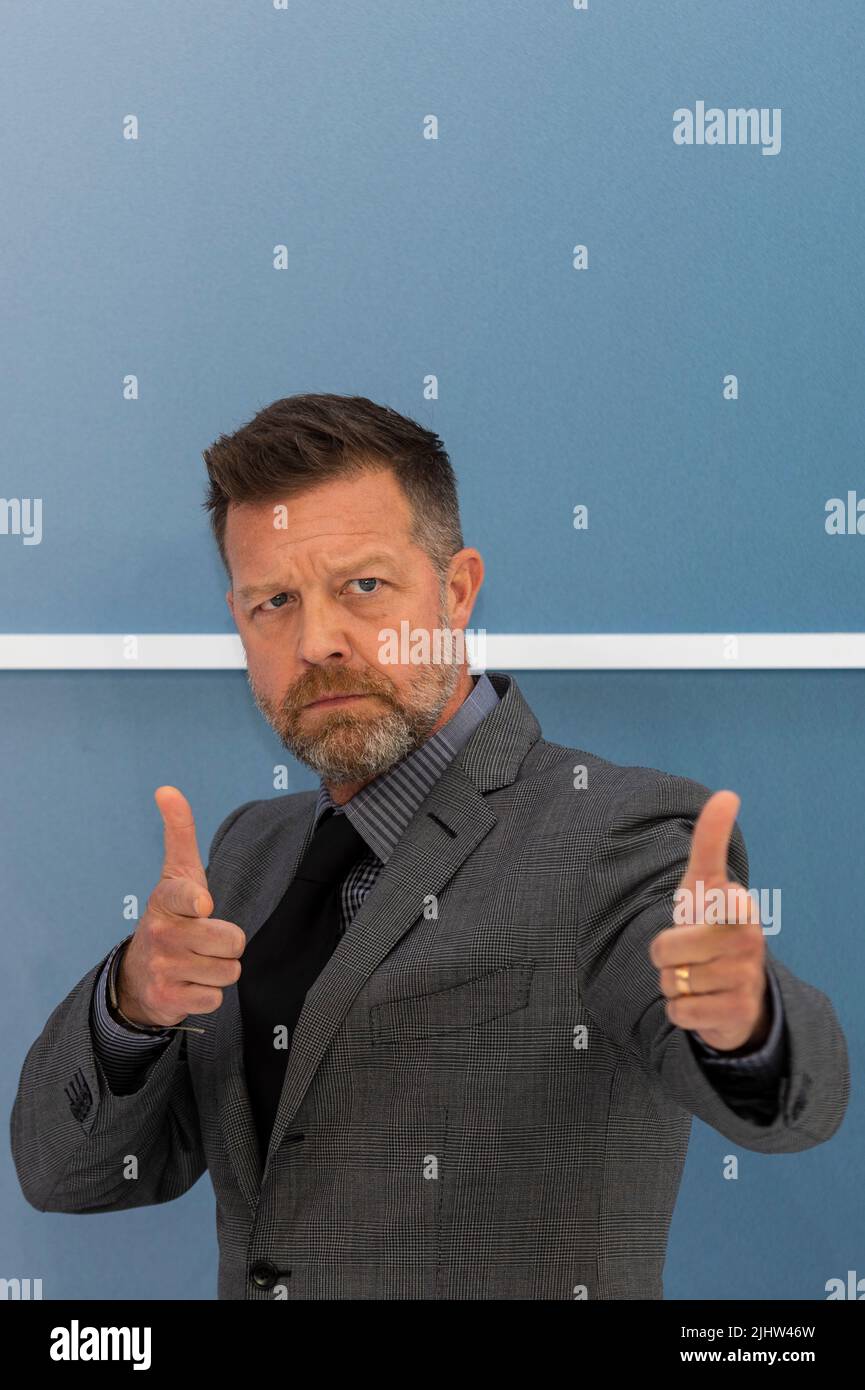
[246,630,463,787]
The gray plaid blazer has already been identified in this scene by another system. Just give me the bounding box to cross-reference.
[10,673,850,1299]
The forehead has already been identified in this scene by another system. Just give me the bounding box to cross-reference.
[223,468,418,586]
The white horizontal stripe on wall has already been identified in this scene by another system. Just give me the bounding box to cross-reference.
[2,633,865,670]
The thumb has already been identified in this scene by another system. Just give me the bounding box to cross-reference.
[154,785,209,894]
[679,789,741,892]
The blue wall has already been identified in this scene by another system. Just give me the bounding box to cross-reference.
[1,0,861,1300]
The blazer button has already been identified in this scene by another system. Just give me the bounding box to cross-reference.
[249,1261,289,1290]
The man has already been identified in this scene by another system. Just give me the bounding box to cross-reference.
[10,394,849,1299]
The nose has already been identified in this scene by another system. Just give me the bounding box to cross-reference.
[294,593,354,668]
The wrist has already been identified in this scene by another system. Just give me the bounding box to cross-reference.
[106,937,204,1035]
[108,939,168,1033]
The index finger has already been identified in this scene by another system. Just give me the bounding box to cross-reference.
[679,789,741,891]
[155,785,208,892]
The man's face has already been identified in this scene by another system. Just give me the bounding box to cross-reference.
[224,467,483,791]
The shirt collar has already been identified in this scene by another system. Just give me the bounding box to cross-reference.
[313,671,500,862]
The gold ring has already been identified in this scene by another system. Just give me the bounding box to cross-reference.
[674,965,692,996]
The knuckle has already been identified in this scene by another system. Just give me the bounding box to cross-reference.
[211,922,245,957]
[197,920,217,951]
[149,953,170,983]
[145,889,165,919]
[210,923,232,955]
[148,916,170,945]
[148,976,172,1008]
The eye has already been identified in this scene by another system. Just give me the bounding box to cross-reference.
[255,579,384,615]
[258,592,290,612]
[344,577,384,595]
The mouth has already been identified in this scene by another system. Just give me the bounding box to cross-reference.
[302,693,371,710]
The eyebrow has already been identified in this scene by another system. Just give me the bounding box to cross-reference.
[236,551,400,602]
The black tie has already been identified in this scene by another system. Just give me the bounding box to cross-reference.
[238,808,370,1161]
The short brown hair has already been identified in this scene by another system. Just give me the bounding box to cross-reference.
[202,393,464,582]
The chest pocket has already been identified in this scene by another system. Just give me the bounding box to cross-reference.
[369,959,535,1044]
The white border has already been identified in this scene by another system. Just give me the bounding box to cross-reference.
[2,633,865,670]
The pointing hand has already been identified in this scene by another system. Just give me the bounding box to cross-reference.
[113,787,246,1029]
[648,791,770,1053]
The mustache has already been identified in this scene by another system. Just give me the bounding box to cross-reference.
[285,671,394,711]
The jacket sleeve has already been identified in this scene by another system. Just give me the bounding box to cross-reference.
[9,799,257,1213]
[575,771,850,1154]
